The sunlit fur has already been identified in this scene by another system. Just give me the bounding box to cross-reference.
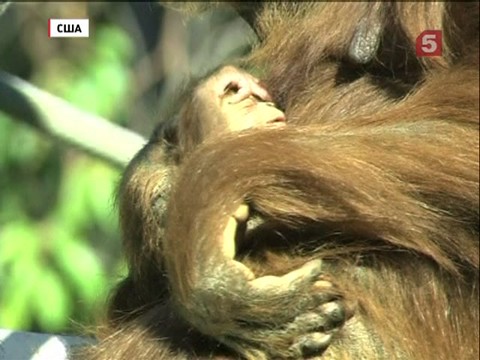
[77,2,479,360]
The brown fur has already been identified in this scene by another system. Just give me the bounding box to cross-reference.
[77,2,479,360]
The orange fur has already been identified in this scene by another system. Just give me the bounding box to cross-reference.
[77,3,479,359]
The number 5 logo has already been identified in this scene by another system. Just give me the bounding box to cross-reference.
[416,30,443,57]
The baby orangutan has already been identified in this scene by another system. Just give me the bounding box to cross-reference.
[172,65,290,256]
[150,65,288,260]
[152,65,348,357]
[107,65,349,360]
[174,65,286,158]
[151,65,289,266]
[152,64,287,232]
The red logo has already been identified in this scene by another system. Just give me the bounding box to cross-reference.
[416,30,443,57]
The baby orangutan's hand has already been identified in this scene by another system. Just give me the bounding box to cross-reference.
[210,66,273,104]
[196,65,286,132]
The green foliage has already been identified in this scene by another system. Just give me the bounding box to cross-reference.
[36,26,134,122]
[0,23,132,333]
[52,225,106,309]
[62,26,133,121]
[0,2,254,336]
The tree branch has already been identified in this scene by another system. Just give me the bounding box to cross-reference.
[0,71,147,168]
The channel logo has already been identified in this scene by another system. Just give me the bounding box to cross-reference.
[48,19,89,38]
[416,30,442,57]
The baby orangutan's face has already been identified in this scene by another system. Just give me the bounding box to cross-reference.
[196,66,286,134]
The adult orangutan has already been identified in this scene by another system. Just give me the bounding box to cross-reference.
[78,2,479,360]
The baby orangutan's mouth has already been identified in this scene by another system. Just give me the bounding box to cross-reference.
[267,113,287,124]
[263,101,286,124]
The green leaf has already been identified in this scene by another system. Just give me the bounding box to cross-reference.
[0,115,14,167]
[54,160,91,230]
[85,162,119,232]
[0,251,41,329]
[32,269,71,332]
[0,221,39,266]
[63,76,102,115]
[6,125,46,167]
[90,62,129,119]
[0,282,32,329]
[95,26,134,63]
[52,226,108,305]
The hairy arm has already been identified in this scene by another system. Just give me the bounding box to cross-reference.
[162,69,479,358]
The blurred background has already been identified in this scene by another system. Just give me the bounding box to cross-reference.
[0,2,254,335]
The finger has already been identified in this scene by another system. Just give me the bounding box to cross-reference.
[233,204,249,222]
[218,79,237,96]
[222,216,238,258]
[231,87,253,103]
[251,82,272,102]
[229,79,253,103]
